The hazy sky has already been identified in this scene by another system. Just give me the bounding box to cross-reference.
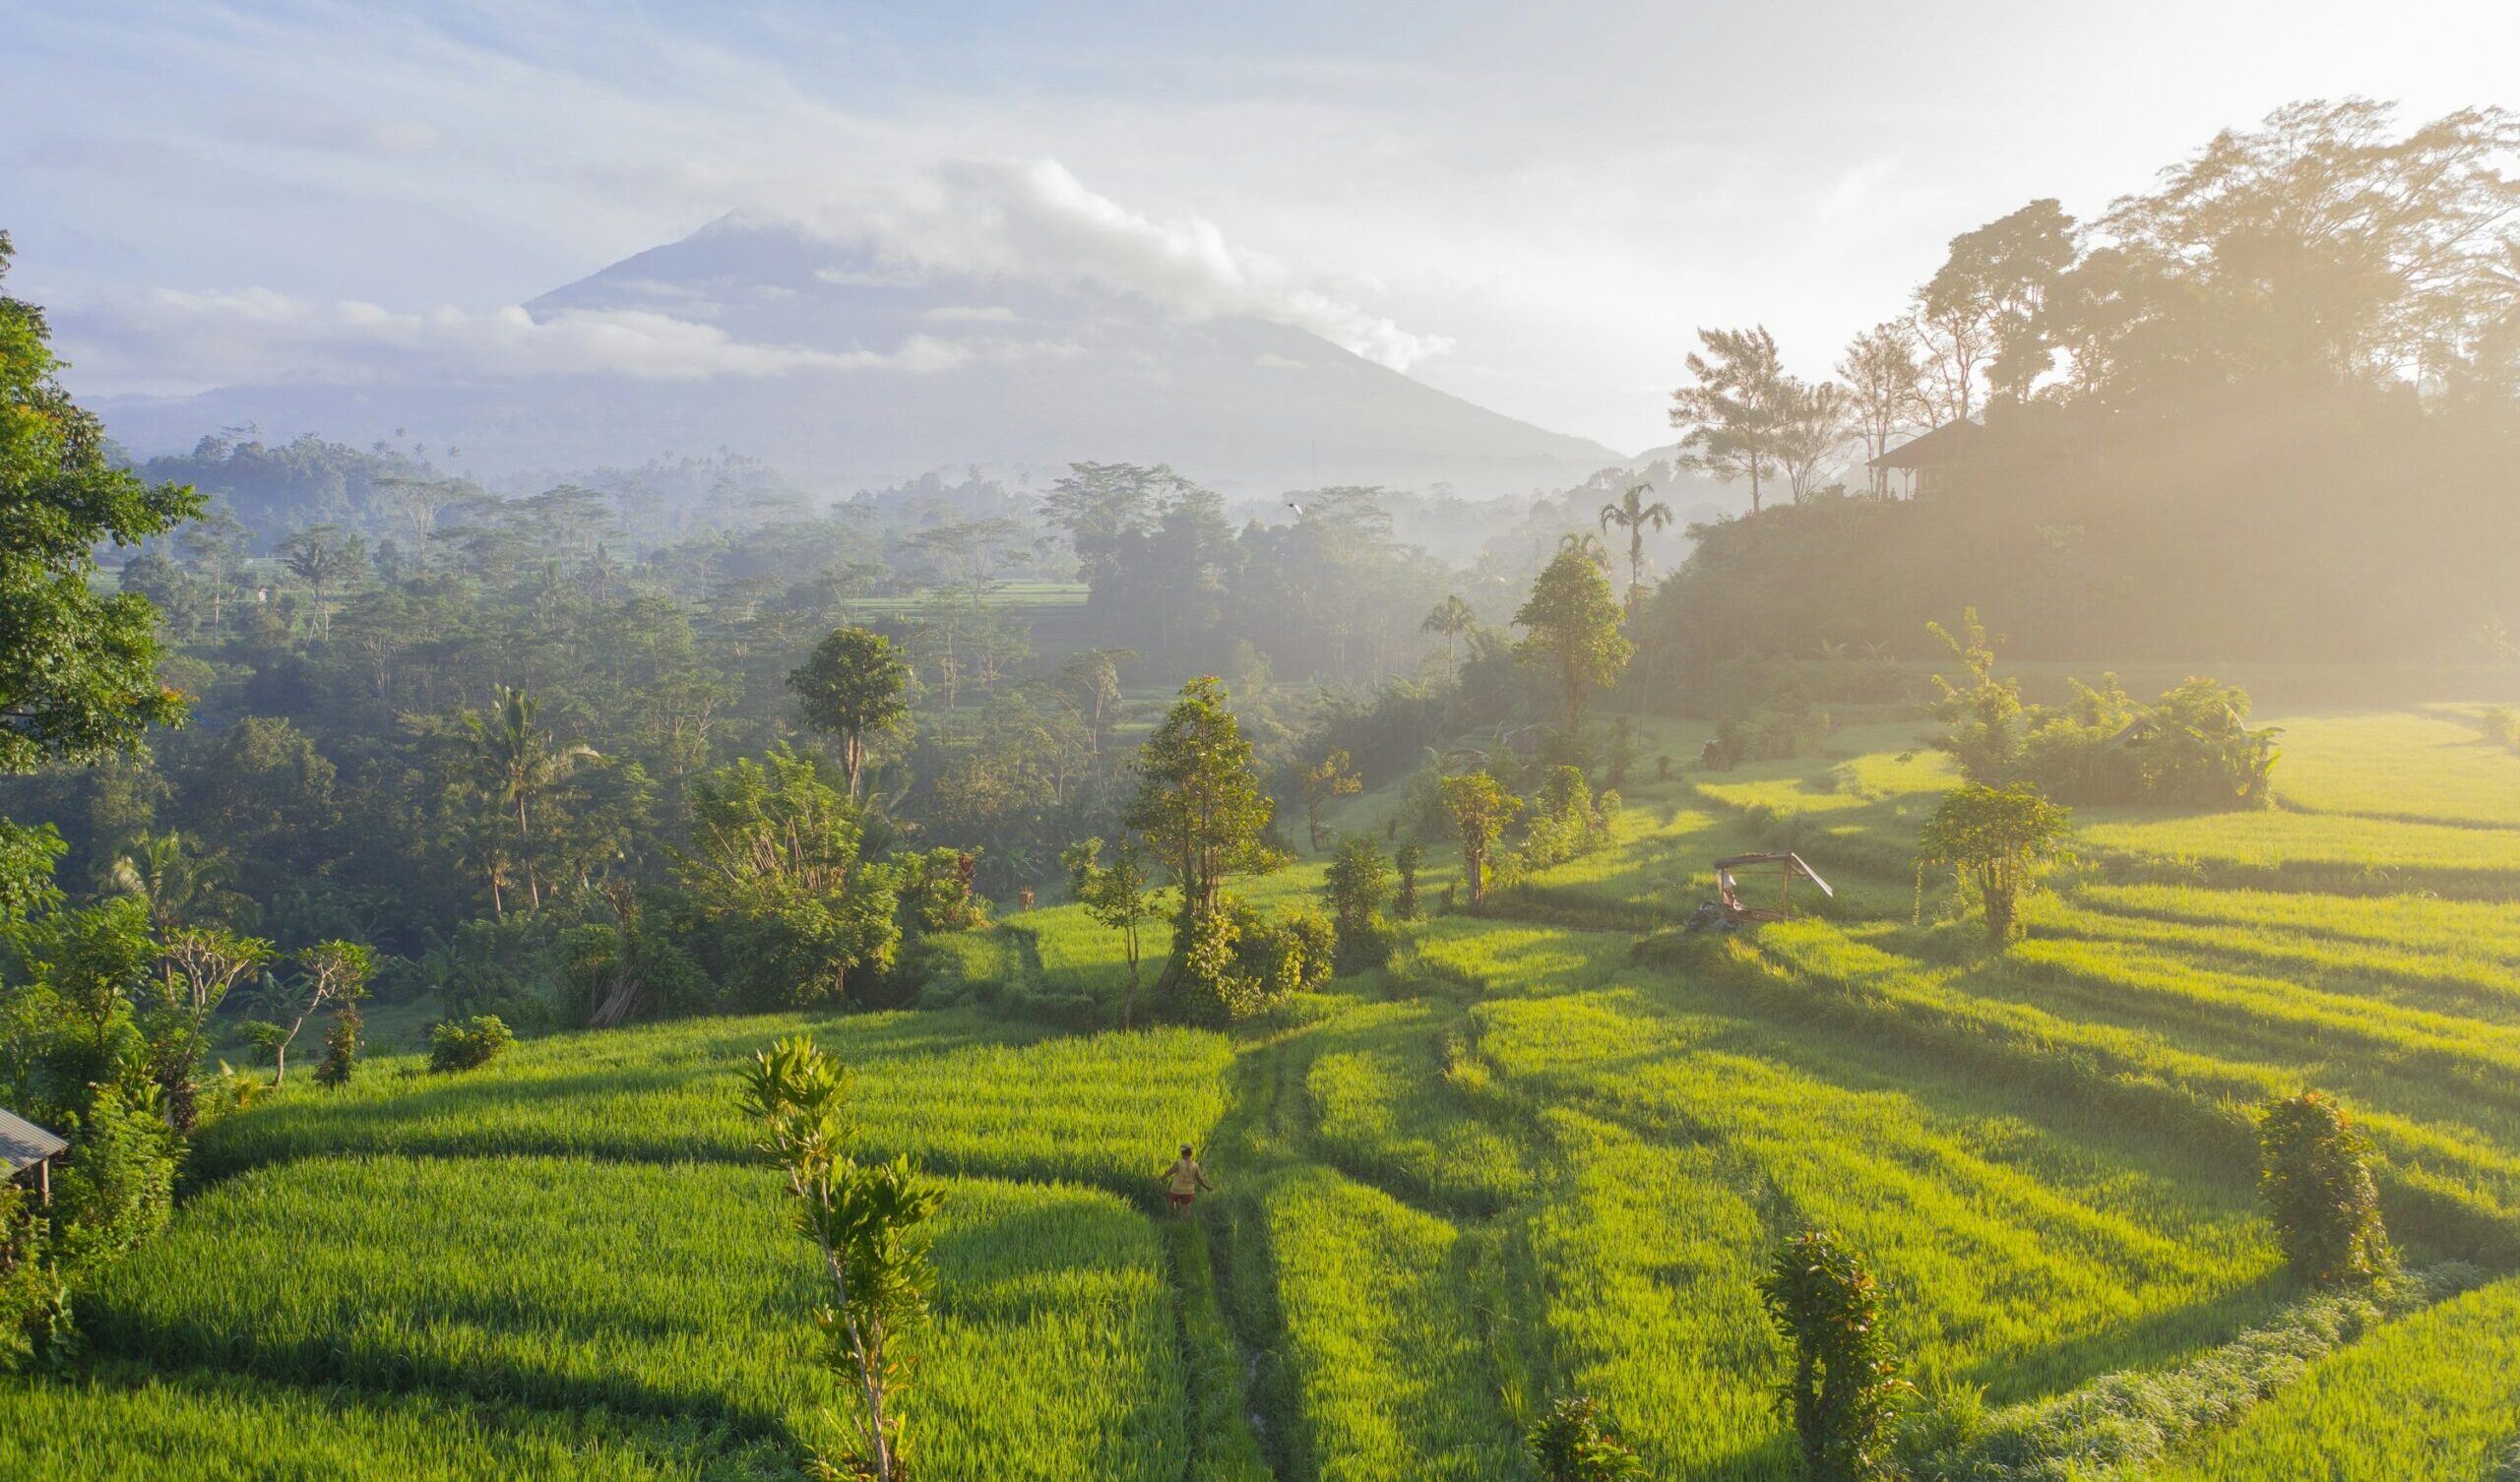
[8,0,2518,453]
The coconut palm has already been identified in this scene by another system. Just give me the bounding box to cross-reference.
[1557,530,1610,566]
[466,685,598,909]
[106,832,237,943]
[1420,594,1478,665]
[1597,484,1674,611]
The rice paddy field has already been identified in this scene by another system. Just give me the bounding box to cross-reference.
[7,699,2520,1478]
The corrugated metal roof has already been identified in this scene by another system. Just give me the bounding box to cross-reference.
[0,1108,69,1174]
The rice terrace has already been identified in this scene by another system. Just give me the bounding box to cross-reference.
[8,6,2520,1480]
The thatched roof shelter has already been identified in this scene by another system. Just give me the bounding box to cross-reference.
[1,1108,69,1205]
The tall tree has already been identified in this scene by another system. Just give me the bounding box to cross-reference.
[1916,199,2079,411]
[1837,323,1924,496]
[1669,326,1788,513]
[1123,678,1283,928]
[1773,379,1852,504]
[1514,549,1634,740]
[1060,834,1162,1028]
[277,524,366,643]
[1596,485,1673,610]
[1295,748,1361,852]
[465,685,597,909]
[1420,594,1478,665]
[0,231,201,778]
[789,626,911,800]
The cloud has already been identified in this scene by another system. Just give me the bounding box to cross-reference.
[58,288,1056,392]
[775,157,1455,372]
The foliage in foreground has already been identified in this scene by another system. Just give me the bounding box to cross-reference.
[1527,1394,1647,1482]
[1918,783,2073,942]
[1759,1230,1909,1480]
[2257,1091,2392,1285]
[740,1035,943,1482]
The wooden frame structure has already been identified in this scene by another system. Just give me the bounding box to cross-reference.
[1,1108,69,1207]
[1709,851,1835,925]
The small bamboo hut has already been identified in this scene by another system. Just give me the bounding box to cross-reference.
[1708,851,1835,925]
[1,1108,69,1207]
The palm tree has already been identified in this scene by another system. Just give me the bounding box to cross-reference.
[1557,530,1610,566]
[107,832,235,944]
[1597,483,1674,611]
[1420,594,1477,665]
[466,685,598,909]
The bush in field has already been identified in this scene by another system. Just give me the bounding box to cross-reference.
[313,1003,360,1088]
[2258,1091,2392,1284]
[738,1034,942,1482]
[1759,1229,1908,1481]
[1324,834,1394,970]
[1528,1394,1647,1481]
[1393,842,1424,920]
[895,847,989,935]
[1166,897,1334,1025]
[1919,783,2074,943]
[1925,608,2026,784]
[0,1182,70,1371]
[2120,678,2281,808]
[1439,771,1523,906]
[1523,766,1614,869]
[428,1015,514,1074]
[674,745,901,1010]
[49,1082,180,1274]
[2481,704,2518,753]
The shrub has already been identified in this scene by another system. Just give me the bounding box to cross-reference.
[1523,767,1613,869]
[2483,704,2518,752]
[0,1181,71,1372]
[1528,1394,1647,1481]
[313,1003,361,1088]
[896,847,989,935]
[1393,843,1425,920]
[1166,898,1335,1025]
[1324,835,1395,970]
[1759,1229,1908,1481]
[428,1015,515,1075]
[1918,783,2075,943]
[49,1083,180,1274]
[2258,1091,2391,1284]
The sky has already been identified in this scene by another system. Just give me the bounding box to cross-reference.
[7,0,2519,454]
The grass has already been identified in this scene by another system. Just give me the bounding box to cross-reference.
[2154,1274,2520,1481]
[2265,710,2520,829]
[21,696,2520,1477]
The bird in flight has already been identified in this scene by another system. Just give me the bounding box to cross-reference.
[1287,500,1304,518]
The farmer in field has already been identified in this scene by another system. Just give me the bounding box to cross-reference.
[1165,1143,1213,1214]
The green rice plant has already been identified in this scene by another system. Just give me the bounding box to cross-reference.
[1471,990,2277,1401]
[1250,1164,1527,1482]
[2072,882,2520,963]
[79,1157,1192,1481]
[2153,1274,2520,1481]
[1911,1266,2479,1481]
[1517,1110,1786,1480]
[0,1371,793,1480]
[1301,1000,1532,1215]
[2264,711,2520,829]
[2025,895,2520,1023]
[2077,807,2520,896]
[194,1008,1232,1199]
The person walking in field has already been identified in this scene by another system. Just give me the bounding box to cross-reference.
[1165,1143,1212,1214]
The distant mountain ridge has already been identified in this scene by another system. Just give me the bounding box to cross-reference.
[96,216,1626,496]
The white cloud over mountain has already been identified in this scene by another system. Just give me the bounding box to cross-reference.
[61,157,1446,392]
